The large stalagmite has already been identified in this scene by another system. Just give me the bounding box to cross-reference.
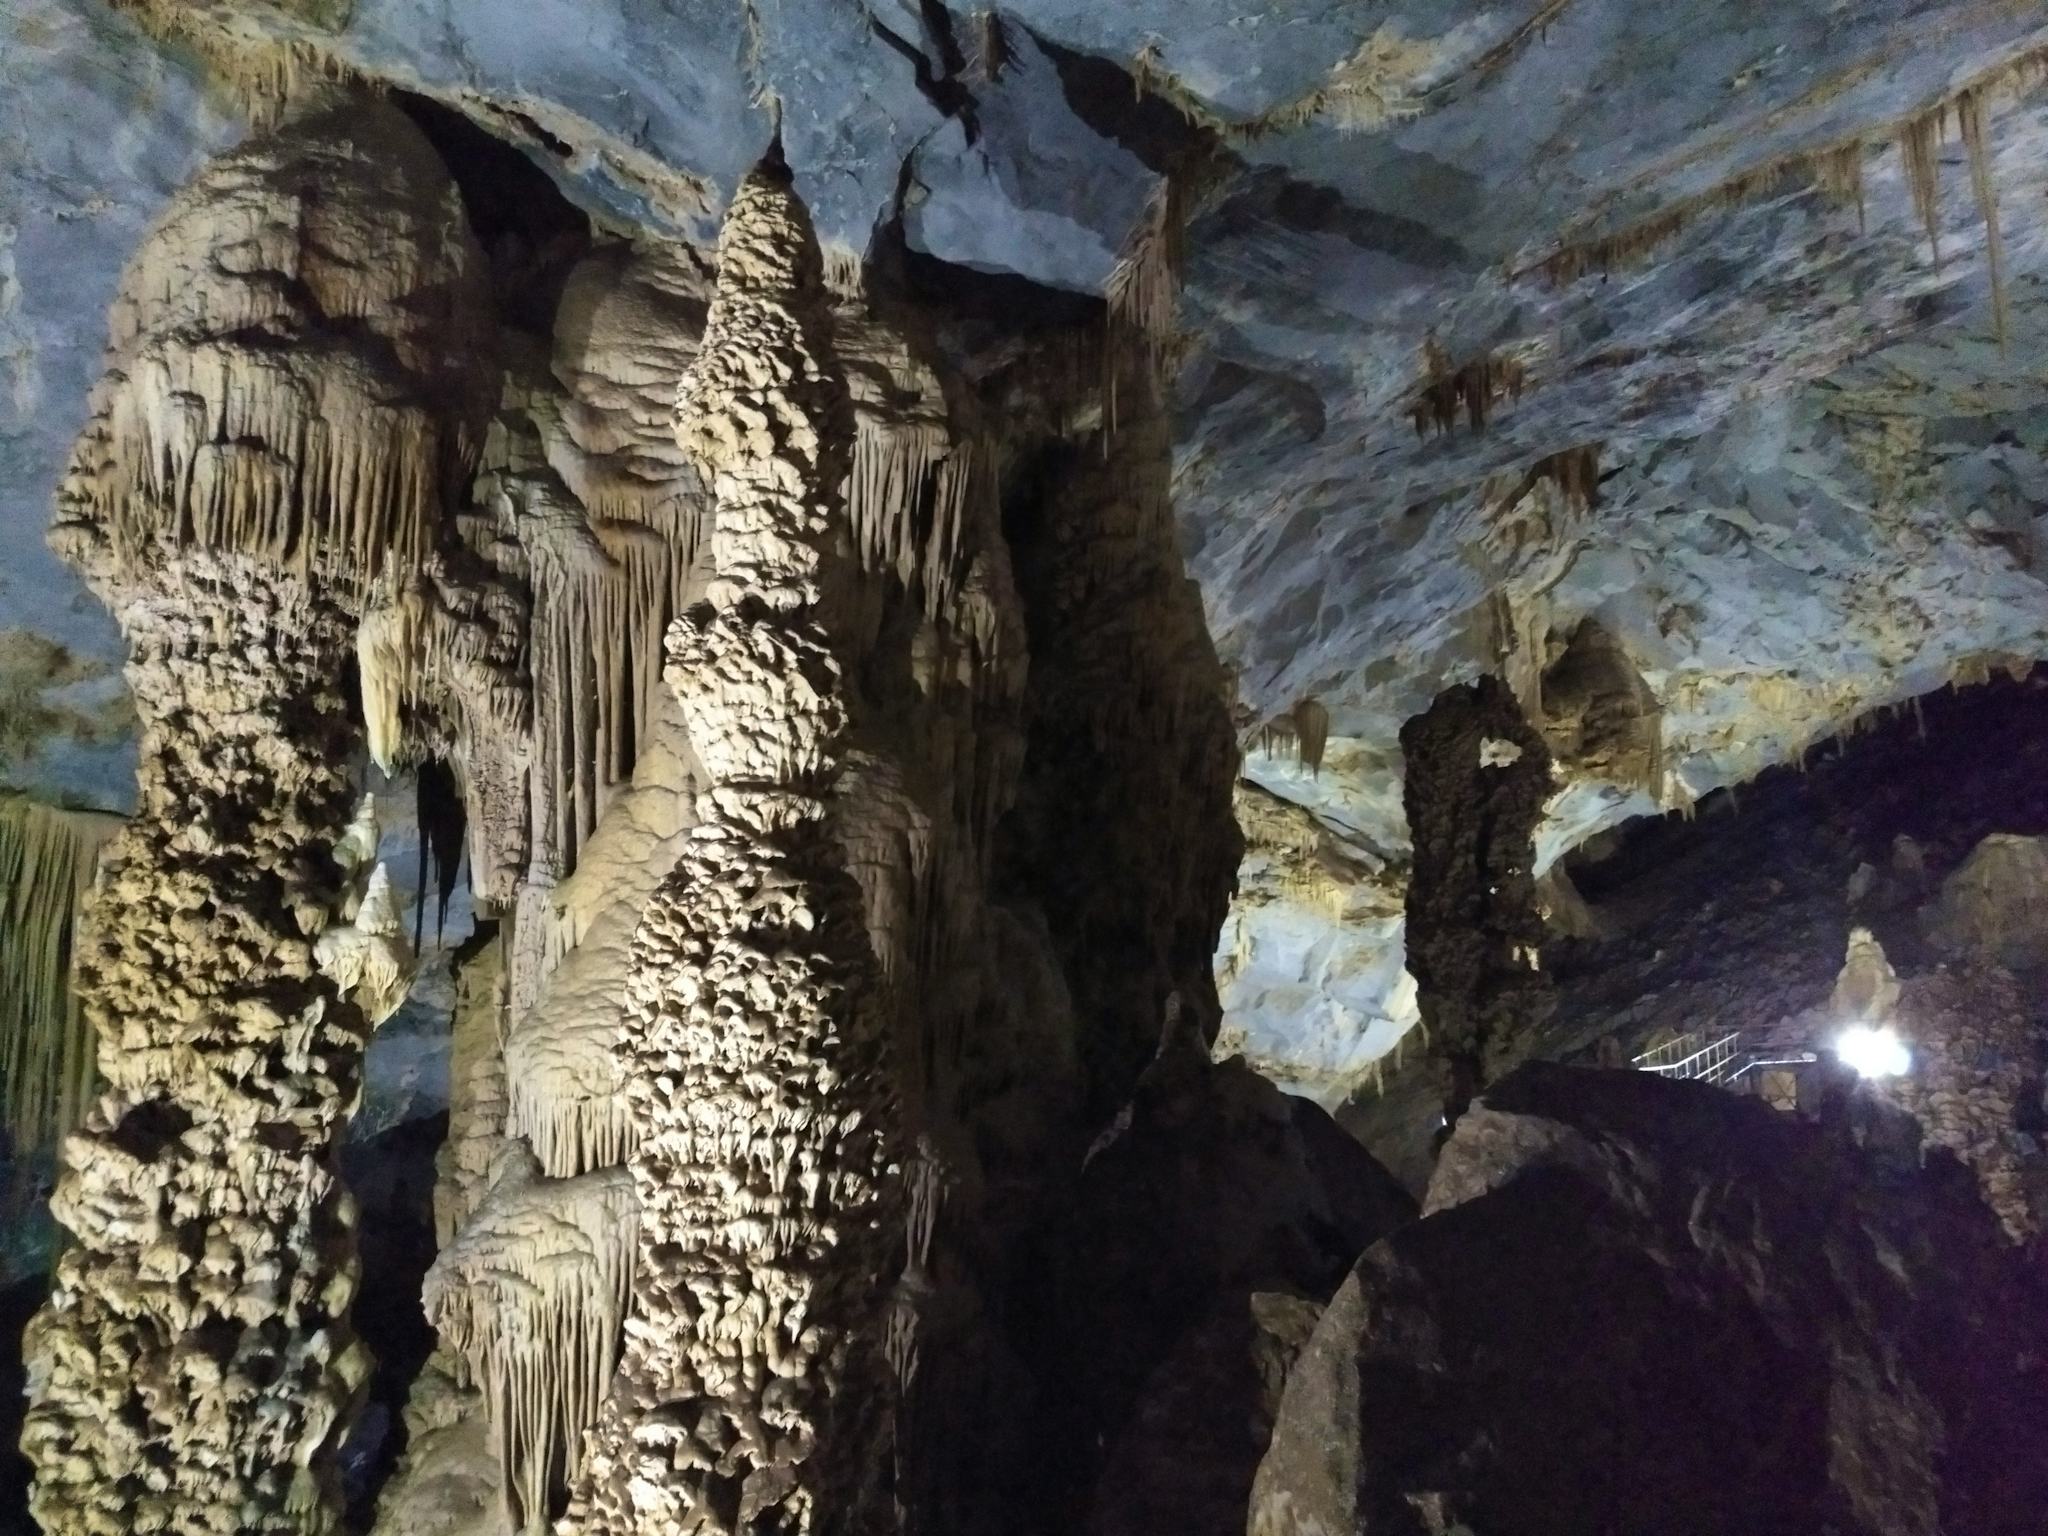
[21,95,488,1536]
[562,160,900,1536]
[1401,676,1555,1128]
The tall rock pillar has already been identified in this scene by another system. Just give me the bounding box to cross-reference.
[22,97,489,1535]
[563,160,900,1536]
[1401,675,1555,1130]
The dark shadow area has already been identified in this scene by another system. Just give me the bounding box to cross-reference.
[336,1110,448,1531]
[389,91,593,336]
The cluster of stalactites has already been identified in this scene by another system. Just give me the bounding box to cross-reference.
[50,96,491,601]
[1408,334,1528,439]
[1253,699,1332,778]
[560,160,901,1536]
[421,1153,638,1535]
[1528,43,2043,349]
[0,796,120,1152]
[23,552,374,1536]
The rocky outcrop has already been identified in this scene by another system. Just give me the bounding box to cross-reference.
[1882,969,2044,1244]
[1399,676,1554,1124]
[1252,1063,2048,1536]
[1922,832,2048,971]
[21,93,489,1536]
[1031,1014,1414,1530]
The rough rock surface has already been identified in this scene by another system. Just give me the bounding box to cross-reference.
[1881,968,2045,1243]
[1032,1018,1414,1530]
[1089,1290,1321,1536]
[561,162,901,1536]
[1400,675,1554,1123]
[1921,831,2048,970]
[1255,1062,2048,1536]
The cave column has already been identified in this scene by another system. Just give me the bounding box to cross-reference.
[563,160,899,1536]
[24,555,370,1535]
[20,94,489,1536]
[1401,675,1555,1129]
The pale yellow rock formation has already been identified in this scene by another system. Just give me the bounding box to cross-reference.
[22,93,488,1536]
[560,158,902,1536]
[0,795,121,1152]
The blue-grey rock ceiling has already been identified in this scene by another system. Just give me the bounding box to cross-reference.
[5,0,2047,1096]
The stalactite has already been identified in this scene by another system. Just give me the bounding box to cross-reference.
[561,159,902,1536]
[1400,675,1555,1129]
[1815,142,1868,231]
[0,797,120,1153]
[1254,699,1332,777]
[1408,338,1527,439]
[422,1154,638,1535]
[1105,179,1184,389]
[1900,107,1944,271]
[1525,39,2048,286]
[22,94,487,1536]
[1957,87,2009,349]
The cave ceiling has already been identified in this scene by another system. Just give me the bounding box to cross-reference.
[4,0,2047,1097]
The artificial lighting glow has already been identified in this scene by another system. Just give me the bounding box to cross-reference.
[1835,1023,1911,1079]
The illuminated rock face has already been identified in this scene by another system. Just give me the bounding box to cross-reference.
[24,555,371,1536]
[21,95,487,1536]
[561,163,899,1536]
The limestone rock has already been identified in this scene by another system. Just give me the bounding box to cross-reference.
[1036,1023,1414,1526]
[1089,1291,1320,1536]
[1921,832,2048,970]
[1251,1063,2048,1536]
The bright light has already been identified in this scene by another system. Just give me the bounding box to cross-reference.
[1835,1023,1911,1079]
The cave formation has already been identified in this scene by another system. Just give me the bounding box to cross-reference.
[5,9,2048,1536]
[1399,675,1554,1127]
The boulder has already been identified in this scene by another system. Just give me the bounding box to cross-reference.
[1251,1062,2048,1536]
[1033,1019,1415,1526]
[1922,833,2048,970]
[1091,1291,1322,1536]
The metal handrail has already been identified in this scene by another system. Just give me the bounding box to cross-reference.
[1633,1030,1743,1084]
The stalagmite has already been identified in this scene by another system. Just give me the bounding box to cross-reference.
[0,796,120,1153]
[23,555,376,1536]
[21,93,488,1536]
[561,158,902,1536]
[1400,675,1555,1127]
